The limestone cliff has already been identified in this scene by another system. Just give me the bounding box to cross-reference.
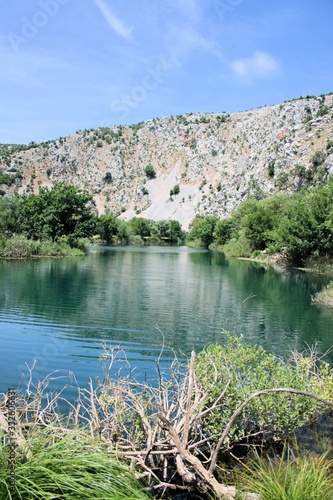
[1,93,333,229]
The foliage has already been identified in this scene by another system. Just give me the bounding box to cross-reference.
[267,160,275,178]
[311,150,326,168]
[144,164,156,179]
[214,217,239,245]
[0,168,22,187]
[128,217,153,239]
[97,214,120,243]
[187,214,218,247]
[221,233,252,257]
[153,219,184,243]
[241,448,333,500]
[195,335,330,447]
[211,181,333,264]
[0,235,85,258]
[0,428,150,499]
[104,171,112,183]
[170,184,180,196]
[1,341,332,498]
[0,195,23,237]
[316,105,330,117]
[275,172,289,190]
[312,280,333,308]
[19,183,97,244]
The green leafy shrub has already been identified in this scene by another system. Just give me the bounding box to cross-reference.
[144,164,156,179]
[170,184,180,196]
[221,233,252,257]
[311,150,326,168]
[316,105,329,117]
[195,335,329,448]
[104,171,112,183]
[187,214,218,247]
[267,160,275,178]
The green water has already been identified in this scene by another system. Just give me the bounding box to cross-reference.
[0,245,332,395]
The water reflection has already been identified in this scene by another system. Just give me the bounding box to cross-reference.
[0,247,332,395]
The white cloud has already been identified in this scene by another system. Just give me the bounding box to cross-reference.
[94,0,132,40]
[232,51,280,79]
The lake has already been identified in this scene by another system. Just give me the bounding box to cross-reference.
[1,245,332,397]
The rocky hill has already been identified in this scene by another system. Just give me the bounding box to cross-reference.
[1,93,333,229]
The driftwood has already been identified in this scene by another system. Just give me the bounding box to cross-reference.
[1,343,333,498]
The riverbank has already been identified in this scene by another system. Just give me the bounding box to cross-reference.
[234,251,333,308]
[1,338,333,498]
[0,235,88,259]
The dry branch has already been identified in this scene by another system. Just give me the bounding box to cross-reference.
[1,344,333,499]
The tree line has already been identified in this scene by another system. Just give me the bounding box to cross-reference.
[1,180,333,265]
[187,179,333,265]
[0,183,185,255]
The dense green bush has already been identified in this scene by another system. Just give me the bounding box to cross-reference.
[207,180,333,264]
[144,164,156,179]
[187,214,218,247]
[195,335,330,448]
[97,213,120,243]
[19,183,97,243]
[311,150,326,168]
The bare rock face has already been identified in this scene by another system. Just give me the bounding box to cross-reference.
[1,93,333,229]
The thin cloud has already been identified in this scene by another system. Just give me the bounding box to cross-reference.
[94,0,132,40]
[232,51,280,79]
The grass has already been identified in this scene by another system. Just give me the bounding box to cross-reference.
[0,236,86,258]
[312,280,333,308]
[240,447,333,500]
[0,428,151,499]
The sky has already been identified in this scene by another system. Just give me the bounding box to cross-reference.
[0,0,333,144]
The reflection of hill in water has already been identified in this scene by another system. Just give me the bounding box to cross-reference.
[1,247,333,373]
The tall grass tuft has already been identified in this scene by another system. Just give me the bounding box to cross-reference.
[0,428,151,499]
[0,236,85,258]
[240,447,333,500]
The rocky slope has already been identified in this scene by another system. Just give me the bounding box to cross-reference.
[1,93,333,229]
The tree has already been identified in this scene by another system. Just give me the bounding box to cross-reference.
[0,194,22,237]
[128,217,153,239]
[97,214,119,242]
[19,183,96,244]
[154,219,184,243]
[188,215,218,247]
[214,217,239,245]
[103,172,112,183]
[144,164,156,179]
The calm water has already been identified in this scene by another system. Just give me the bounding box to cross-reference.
[1,245,333,397]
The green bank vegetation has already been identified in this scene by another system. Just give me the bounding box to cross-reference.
[0,428,151,500]
[188,179,333,267]
[2,179,333,303]
[187,180,333,306]
[2,178,333,266]
[240,447,333,500]
[1,335,333,498]
[0,183,185,258]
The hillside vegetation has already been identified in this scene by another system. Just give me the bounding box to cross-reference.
[1,93,333,230]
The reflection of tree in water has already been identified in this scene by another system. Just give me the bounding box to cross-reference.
[188,252,333,361]
[0,258,94,323]
[1,248,333,368]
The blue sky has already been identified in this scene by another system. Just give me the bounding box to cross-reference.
[0,0,332,144]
